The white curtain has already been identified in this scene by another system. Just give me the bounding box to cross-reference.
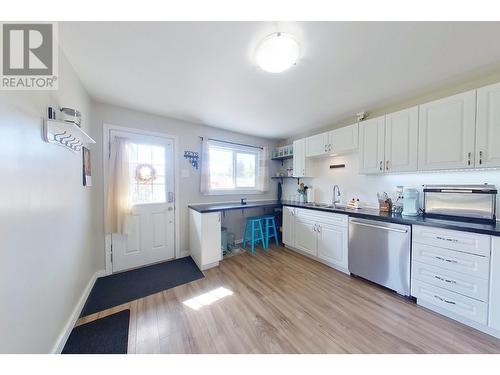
[200,137,210,194]
[105,137,131,234]
[257,146,270,192]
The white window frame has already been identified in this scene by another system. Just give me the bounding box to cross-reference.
[207,140,261,195]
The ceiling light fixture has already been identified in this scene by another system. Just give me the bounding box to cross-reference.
[255,32,299,73]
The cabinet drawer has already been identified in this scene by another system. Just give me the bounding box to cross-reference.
[295,208,348,227]
[412,243,490,280]
[412,279,488,325]
[412,260,489,302]
[413,225,491,256]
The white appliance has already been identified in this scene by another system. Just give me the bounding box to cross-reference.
[402,188,419,216]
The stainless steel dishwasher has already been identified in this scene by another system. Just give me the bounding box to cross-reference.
[348,217,411,296]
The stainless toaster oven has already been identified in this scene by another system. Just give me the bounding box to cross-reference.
[423,185,497,222]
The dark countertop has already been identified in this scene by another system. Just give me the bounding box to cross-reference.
[188,199,500,237]
[188,200,282,213]
[281,201,500,237]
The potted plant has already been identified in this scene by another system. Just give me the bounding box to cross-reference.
[297,183,309,203]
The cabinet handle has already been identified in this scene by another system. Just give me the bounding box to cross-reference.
[317,225,321,233]
[467,152,471,166]
[434,295,456,305]
[435,255,458,264]
[386,160,389,171]
[436,236,458,243]
[379,161,383,171]
[329,144,332,152]
[313,225,317,232]
[434,275,457,284]
[479,151,483,165]
[324,144,327,152]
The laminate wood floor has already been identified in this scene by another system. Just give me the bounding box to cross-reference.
[76,246,500,353]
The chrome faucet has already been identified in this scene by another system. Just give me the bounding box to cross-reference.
[333,185,341,206]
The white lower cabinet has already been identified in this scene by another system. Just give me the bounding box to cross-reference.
[411,225,500,339]
[412,279,488,325]
[283,206,349,273]
[189,209,222,270]
[282,206,295,247]
[412,260,489,302]
[317,222,348,269]
[294,216,318,256]
[489,237,500,331]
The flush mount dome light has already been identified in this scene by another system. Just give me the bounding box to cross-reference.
[256,32,299,73]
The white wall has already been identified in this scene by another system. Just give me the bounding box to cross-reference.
[91,103,279,258]
[0,54,102,353]
[281,153,500,214]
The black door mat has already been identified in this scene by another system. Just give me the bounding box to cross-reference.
[62,310,130,354]
[80,256,204,317]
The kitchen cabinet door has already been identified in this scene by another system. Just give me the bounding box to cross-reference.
[282,206,295,247]
[476,82,500,168]
[294,217,317,256]
[329,123,358,154]
[317,222,348,272]
[489,237,500,331]
[384,106,418,172]
[418,90,476,171]
[306,132,329,157]
[359,116,385,174]
[293,138,307,177]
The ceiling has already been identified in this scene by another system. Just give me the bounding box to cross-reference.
[60,22,500,140]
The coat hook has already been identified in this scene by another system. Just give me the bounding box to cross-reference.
[53,130,68,142]
[59,134,73,144]
[63,136,76,145]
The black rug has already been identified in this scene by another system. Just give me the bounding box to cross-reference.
[62,310,130,354]
[80,256,204,317]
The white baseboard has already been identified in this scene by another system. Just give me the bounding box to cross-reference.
[51,269,106,354]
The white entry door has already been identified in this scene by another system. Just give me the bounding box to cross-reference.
[109,130,176,273]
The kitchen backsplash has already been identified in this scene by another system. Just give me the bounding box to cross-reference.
[280,152,500,218]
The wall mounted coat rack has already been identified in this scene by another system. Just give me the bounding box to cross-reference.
[43,118,96,152]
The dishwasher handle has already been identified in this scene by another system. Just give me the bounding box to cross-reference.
[350,220,408,234]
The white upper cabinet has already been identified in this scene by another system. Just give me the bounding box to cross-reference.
[293,138,307,177]
[359,115,385,174]
[329,123,358,154]
[384,106,419,172]
[305,123,358,158]
[418,90,477,171]
[305,132,329,157]
[476,82,500,168]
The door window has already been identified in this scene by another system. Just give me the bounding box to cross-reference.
[128,143,166,204]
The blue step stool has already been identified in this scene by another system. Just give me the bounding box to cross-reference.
[242,216,266,254]
[262,215,279,248]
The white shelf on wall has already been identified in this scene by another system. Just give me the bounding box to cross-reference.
[43,118,95,152]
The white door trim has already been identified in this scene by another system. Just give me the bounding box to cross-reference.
[102,123,180,275]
